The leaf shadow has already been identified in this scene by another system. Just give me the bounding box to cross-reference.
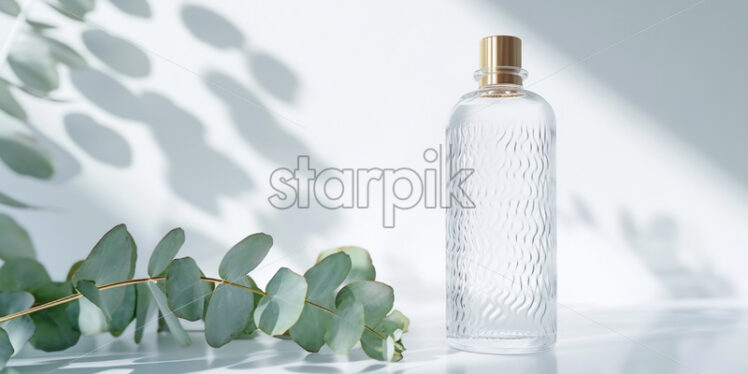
[179,4,244,50]
[70,69,254,214]
[108,0,151,19]
[64,113,132,168]
[81,29,151,78]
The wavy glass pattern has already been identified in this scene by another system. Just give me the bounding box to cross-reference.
[446,88,556,353]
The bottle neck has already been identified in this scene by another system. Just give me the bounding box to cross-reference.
[474,66,528,87]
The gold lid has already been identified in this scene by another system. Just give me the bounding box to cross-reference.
[479,35,522,86]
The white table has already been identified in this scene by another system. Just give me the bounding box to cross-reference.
[9,302,747,373]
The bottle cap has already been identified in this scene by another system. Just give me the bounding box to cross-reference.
[479,35,522,86]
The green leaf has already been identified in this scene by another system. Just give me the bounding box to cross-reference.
[164,257,209,321]
[0,190,33,209]
[7,38,59,92]
[147,281,190,346]
[219,233,272,281]
[148,228,184,277]
[29,282,81,351]
[0,291,35,356]
[0,81,26,121]
[40,36,88,69]
[108,284,135,337]
[72,224,136,318]
[134,283,153,343]
[324,298,364,354]
[317,246,375,283]
[289,252,351,352]
[204,276,255,348]
[305,252,352,303]
[0,258,50,291]
[384,309,409,333]
[0,135,54,179]
[77,296,107,335]
[0,213,35,261]
[254,267,307,336]
[0,328,12,370]
[75,280,110,320]
[360,311,408,362]
[289,304,328,352]
[65,260,84,281]
[72,224,137,284]
[336,281,393,327]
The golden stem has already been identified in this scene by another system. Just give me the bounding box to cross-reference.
[0,276,386,340]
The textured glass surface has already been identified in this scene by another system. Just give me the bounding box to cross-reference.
[446,86,556,353]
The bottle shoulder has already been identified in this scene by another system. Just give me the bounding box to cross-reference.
[449,87,555,127]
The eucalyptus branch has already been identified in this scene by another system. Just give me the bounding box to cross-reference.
[0,225,406,369]
[0,276,385,339]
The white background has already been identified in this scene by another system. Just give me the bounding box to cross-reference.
[0,0,746,342]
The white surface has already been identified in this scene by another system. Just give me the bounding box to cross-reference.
[9,302,748,373]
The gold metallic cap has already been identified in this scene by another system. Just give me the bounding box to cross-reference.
[479,35,522,86]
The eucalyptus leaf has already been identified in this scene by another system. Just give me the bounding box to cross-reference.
[0,329,12,370]
[65,260,84,281]
[324,298,364,354]
[134,283,153,343]
[360,311,407,362]
[29,282,81,351]
[7,37,59,92]
[72,224,137,284]
[204,276,255,347]
[317,246,375,283]
[148,228,184,277]
[0,135,54,179]
[254,267,307,336]
[164,257,209,321]
[335,281,393,327]
[0,190,33,209]
[0,213,35,261]
[0,258,50,291]
[147,281,190,346]
[0,82,26,121]
[219,233,272,281]
[72,224,136,316]
[290,252,351,352]
[40,36,88,69]
[384,309,409,333]
[108,284,135,337]
[75,280,110,320]
[0,291,35,356]
[77,296,108,335]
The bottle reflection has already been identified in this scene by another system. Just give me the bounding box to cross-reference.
[448,350,557,374]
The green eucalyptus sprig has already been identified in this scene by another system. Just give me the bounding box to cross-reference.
[0,225,408,369]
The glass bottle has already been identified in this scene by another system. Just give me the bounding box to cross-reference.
[446,35,556,354]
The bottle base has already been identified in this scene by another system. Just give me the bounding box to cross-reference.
[447,336,555,355]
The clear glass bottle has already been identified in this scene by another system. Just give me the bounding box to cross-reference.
[446,35,556,354]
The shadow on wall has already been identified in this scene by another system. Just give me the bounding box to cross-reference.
[180,4,300,104]
[619,210,732,299]
[50,3,339,251]
[70,69,254,214]
[564,194,732,300]
[488,0,748,188]
[178,3,339,248]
